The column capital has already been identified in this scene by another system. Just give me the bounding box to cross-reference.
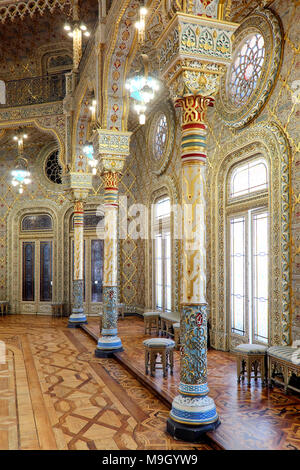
[63,171,93,201]
[155,12,238,99]
[92,128,132,174]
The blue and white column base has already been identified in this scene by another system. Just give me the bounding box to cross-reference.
[167,381,220,441]
[68,312,88,328]
[95,335,123,357]
[170,394,218,425]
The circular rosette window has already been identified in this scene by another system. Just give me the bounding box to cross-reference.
[216,9,283,128]
[147,102,175,175]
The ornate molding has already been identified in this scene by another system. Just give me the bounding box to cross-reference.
[63,171,93,201]
[209,122,291,349]
[0,0,71,24]
[155,12,238,98]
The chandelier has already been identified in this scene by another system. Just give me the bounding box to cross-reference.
[126,54,159,125]
[83,143,98,175]
[11,130,31,194]
[64,21,90,39]
[135,3,147,44]
[63,3,90,70]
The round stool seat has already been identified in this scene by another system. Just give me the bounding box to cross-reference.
[143,338,175,348]
[234,344,268,386]
[143,311,160,317]
[234,343,268,354]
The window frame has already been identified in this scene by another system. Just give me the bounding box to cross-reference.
[152,195,172,312]
[226,156,270,346]
[227,156,269,203]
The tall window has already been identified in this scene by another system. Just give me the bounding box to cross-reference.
[228,157,269,343]
[153,196,171,311]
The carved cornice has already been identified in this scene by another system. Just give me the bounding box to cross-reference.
[0,101,64,122]
[63,171,93,201]
[155,12,238,98]
[0,0,72,24]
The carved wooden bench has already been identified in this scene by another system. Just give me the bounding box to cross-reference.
[268,345,300,394]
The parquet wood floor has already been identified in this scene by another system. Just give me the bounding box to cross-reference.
[0,315,212,450]
[83,316,300,450]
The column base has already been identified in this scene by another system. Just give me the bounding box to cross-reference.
[95,347,124,358]
[68,313,88,328]
[95,335,123,358]
[167,417,221,442]
[68,321,88,328]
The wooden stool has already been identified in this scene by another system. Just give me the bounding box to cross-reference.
[234,343,268,386]
[143,312,160,335]
[51,303,64,318]
[117,303,125,320]
[0,301,8,317]
[173,322,181,349]
[160,312,180,337]
[143,338,175,378]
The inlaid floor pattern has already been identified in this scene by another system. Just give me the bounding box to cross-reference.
[0,315,212,450]
[84,316,300,451]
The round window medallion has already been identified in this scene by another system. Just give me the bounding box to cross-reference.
[228,33,265,107]
[216,9,283,128]
[45,149,62,184]
[153,113,168,160]
[148,103,175,175]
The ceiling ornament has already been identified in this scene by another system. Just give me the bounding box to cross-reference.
[11,128,31,194]
[216,8,283,128]
[63,2,90,70]
[0,0,72,24]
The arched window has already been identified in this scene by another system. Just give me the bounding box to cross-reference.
[21,214,53,232]
[20,213,53,306]
[227,157,269,344]
[153,196,171,311]
[230,157,268,199]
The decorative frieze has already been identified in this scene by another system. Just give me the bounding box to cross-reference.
[155,13,238,97]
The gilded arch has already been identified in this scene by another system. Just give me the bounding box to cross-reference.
[209,122,291,350]
[0,118,66,169]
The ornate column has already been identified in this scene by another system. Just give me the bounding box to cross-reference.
[93,129,131,357]
[64,172,93,327]
[156,11,238,441]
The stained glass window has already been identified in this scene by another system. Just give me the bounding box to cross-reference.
[91,239,104,303]
[45,150,62,184]
[40,241,52,302]
[22,214,53,231]
[22,242,35,301]
[228,33,265,107]
[153,114,168,159]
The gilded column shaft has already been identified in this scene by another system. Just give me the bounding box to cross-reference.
[169,95,219,428]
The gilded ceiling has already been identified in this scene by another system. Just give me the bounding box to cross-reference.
[0,0,98,80]
[0,126,56,155]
